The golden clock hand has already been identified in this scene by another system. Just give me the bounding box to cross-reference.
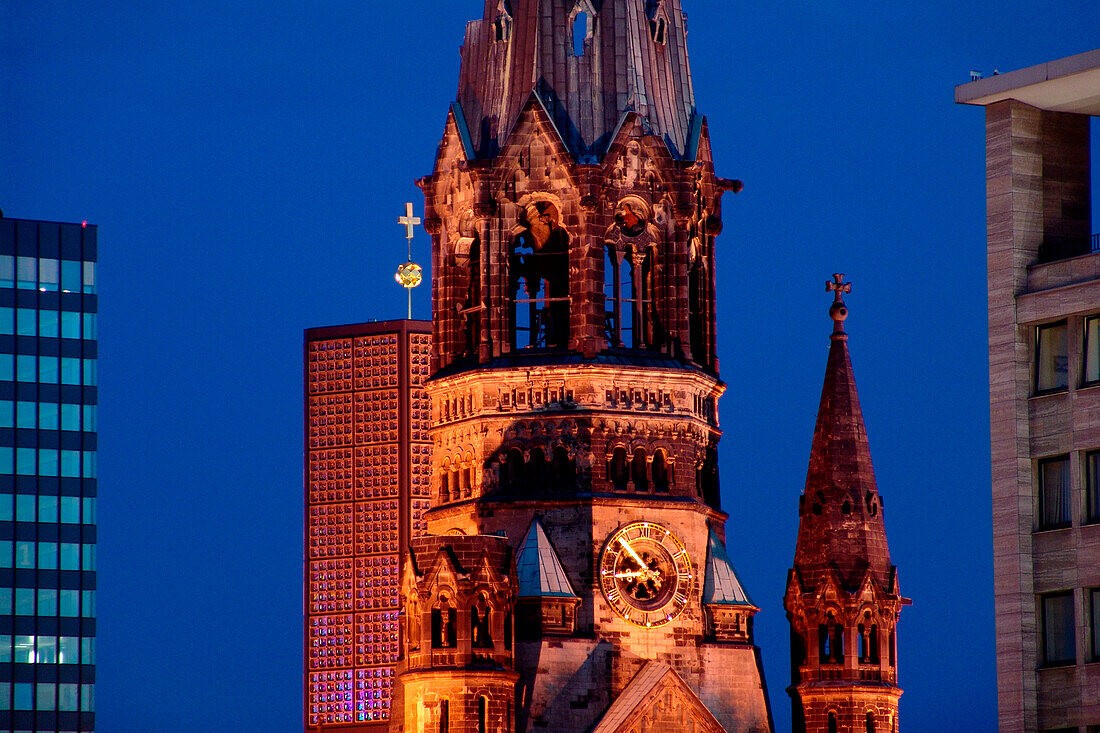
[618,537,647,568]
[612,571,646,578]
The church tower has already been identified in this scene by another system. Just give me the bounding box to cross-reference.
[784,278,909,733]
[394,1,771,731]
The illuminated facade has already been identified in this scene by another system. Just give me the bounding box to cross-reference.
[0,216,98,733]
[304,320,431,731]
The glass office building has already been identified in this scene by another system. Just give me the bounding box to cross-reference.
[0,217,97,733]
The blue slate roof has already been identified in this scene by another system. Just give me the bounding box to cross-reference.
[515,519,577,598]
[702,528,754,606]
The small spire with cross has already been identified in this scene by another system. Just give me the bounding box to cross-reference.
[394,202,424,319]
[825,273,851,335]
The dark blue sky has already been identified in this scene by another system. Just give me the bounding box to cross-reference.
[4,1,1099,731]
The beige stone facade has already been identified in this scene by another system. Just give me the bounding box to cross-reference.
[958,50,1100,733]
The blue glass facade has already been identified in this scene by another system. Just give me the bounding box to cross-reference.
[0,218,96,733]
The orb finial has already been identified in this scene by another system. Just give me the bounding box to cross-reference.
[395,202,423,319]
[825,273,851,335]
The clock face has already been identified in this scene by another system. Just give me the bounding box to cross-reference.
[599,521,693,628]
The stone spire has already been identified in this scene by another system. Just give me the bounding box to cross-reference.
[793,274,893,593]
[784,276,908,733]
[455,0,698,159]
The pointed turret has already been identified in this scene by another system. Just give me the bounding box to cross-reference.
[793,273,893,593]
[784,276,909,733]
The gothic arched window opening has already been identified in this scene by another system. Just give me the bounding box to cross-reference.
[440,463,451,502]
[609,447,629,490]
[511,201,570,349]
[652,449,670,491]
[688,249,706,362]
[461,238,483,358]
[551,445,576,491]
[478,696,488,733]
[440,700,449,733]
[631,448,649,490]
[528,447,548,492]
[828,713,838,733]
[432,603,458,649]
[866,712,875,733]
[650,17,667,45]
[504,448,525,492]
[572,12,589,56]
[493,13,511,42]
[472,596,494,649]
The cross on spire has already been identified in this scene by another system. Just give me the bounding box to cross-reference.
[398,202,421,242]
[826,273,851,302]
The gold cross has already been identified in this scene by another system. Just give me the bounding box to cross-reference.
[398,202,421,241]
[826,273,851,302]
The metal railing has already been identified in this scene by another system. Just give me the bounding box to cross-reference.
[1036,234,1100,264]
[1093,232,1100,253]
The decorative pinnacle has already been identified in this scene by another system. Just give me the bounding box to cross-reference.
[825,273,851,334]
[395,202,423,319]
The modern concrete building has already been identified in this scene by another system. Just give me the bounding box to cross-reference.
[0,215,98,733]
[958,49,1100,733]
[303,319,432,731]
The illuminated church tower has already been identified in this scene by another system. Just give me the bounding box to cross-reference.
[393,1,771,731]
[784,278,909,733]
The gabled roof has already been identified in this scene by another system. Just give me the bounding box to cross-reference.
[591,661,725,733]
[515,518,577,598]
[702,528,754,606]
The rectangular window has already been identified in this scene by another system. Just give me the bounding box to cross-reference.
[13,636,34,663]
[82,544,95,571]
[1092,588,1100,662]
[60,403,80,431]
[60,543,79,569]
[1089,451,1100,524]
[80,682,94,712]
[0,540,10,568]
[60,260,80,293]
[15,542,33,569]
[81,636,95,665]
[58,683,78,711]
[0,255,13,287]
[37,589,57,616]
[82,359,96,386]
[14,308,34,336]
[0,353,12,381]
[0,446,12,473]
[36,635,56,664]
[37,542,57,569]
[39,401,58,430]
[0,589,10,614]
[38,258,59,291]
[60,450,80,478]
[0,635,10,662]
[14,588,33,614]
[83,497,96,524]
[13,682,32,710]
[60,357,80,385]
[81,590,95,618]
[82,262,95,294]
[58,636,78,665]
[15,401,34,429]
[36,681,55,710]
[82,404,96,432]
[1042,591,1076,666]
[82,451,95,478]
[60,310,79,339]
[15,493,34,522]
[39,309,58,338]
[59,590,78,617]
[15,447,35,475]
[38,355,58,383]
[0,307,10,335]
[16,354,35,382]
[0,494,9,521]
[38,495,57,523]
[1036,322,1070,392]
[16,257,36,290]
[60,496,79,523]
[38,448,58,477]
[1038,456,1072,529]
[0,400,12,427]
[83,312,96,340]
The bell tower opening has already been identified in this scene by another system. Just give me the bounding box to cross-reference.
[511,200,570,349]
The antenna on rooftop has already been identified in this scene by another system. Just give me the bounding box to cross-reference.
[969,70,983,81]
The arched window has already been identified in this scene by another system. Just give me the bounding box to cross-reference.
[649,17,667,45]
[463,238,483,357]
[551,445,576,491]
[439,464,451,502]
[818,624,831,663]
[432,603,457,649]
[493,13,511,42]
[870,624,880,663]
[858,623,866,661]
[504,611,513,651]
[511,201,569,349]
[866,712,875,733]
[478,696,488,733]
[504,448,525,492]
[604,245,632,346]
[451,466,461,498]
[652,449,670,491]
[828,712,838,733]
[472,595,493,649]
[572,12,588,56]
[609,447,629,490]
[688,254,706,363]
[440,700,449,733]
[631,448,648,490]
[528,447,548,492]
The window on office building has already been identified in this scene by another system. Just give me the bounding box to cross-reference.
[1041,591,1076,666]
[1091,588,1100,662]
[1036,321,1069,392]
[1038,456,1072,529]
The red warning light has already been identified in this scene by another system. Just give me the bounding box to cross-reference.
[81,221,87,228]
